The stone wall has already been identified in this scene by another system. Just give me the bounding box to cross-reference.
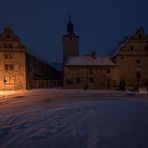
[115,27,148,90]
[64,66,117,89]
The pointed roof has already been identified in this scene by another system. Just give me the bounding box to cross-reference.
[111,27,147,57]
[67,15,74,35]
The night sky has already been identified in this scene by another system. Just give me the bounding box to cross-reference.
[0,0,148,62]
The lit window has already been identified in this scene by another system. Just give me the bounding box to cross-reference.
[4,76,14,85]
[5,64,14,70]
[4,53,14,59]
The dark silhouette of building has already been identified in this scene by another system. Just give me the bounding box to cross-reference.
[62,15,79,63]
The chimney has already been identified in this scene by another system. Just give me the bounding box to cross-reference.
[91,51,97,59]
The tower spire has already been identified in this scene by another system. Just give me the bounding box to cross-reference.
[68,14,71,23]
[67,14,74,34]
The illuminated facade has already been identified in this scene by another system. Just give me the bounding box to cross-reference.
[0,28,57,90]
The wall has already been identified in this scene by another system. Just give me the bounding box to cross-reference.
[64,66,117,89]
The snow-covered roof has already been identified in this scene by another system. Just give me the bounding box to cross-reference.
[65,56,115,66]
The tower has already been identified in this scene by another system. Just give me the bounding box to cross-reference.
[62,15,79,63]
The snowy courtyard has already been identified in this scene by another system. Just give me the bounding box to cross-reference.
[0,89,148,148]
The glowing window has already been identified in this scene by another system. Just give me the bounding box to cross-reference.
[4,76,14,85]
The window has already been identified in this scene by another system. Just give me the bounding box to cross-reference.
[6,35,10,38]
[107,69,110,74]
[5,64,14,70]
[139,35,142,39]
[4,44,8,48]
[137,59,141,64]
[4,54,9,59]
[4,53,14,59]
[89,77,94,83]
[4,76,14,85]
[3,43,13,48]
[76,77,80,83]
[107,79,110,88]
[130,46,134,50]
[9,44,13,48]
[145,46,148,51]
[89,69,93,74]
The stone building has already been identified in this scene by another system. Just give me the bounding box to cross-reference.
[112,27,148,90]
[64,54,117,89]
[63,17,148,90]
[0,28,57,90]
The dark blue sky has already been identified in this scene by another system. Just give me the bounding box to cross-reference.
[0,0,148,62]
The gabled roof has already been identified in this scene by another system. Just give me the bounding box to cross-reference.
[65,56,115,66]
[111,27,146,57]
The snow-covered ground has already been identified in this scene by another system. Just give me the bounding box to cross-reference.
[0,89,148,148]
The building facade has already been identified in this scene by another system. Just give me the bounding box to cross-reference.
[64,55,117,89]
[63,20,148,90]
[0,28,57,90]
[112,27,148,90]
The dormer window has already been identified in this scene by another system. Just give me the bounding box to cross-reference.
[6,35,11,38]
[139,35,142,39]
